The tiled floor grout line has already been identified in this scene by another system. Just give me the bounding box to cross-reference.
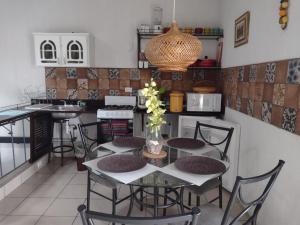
[32,163,77,225]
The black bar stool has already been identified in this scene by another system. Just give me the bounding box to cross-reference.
[49,119,75,166]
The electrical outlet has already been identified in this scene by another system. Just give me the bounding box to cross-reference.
[125,87,133,93]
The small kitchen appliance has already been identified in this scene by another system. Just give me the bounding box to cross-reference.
[97,96,136,119]
[186,93,222,112]
[137,89,147,109]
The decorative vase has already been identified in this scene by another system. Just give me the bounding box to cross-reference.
[146,126,163,155]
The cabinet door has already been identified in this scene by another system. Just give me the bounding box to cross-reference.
[61,35,89,67]
[30,112,53,163]
[34,35,61,66]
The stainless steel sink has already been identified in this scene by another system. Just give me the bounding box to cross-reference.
[50,105,81,119]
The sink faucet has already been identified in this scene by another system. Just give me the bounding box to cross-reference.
[61,100,67,106]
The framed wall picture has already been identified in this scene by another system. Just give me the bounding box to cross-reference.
[234,11,250,47]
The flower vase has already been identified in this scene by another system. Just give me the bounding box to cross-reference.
[146,127,163,155]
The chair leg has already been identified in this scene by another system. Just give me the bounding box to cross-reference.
[153,187,159,217]
[196,196,200,206]
[219,179,223,208]
[127,185,134,216]
[163,188,167,216]
[112,188,117,215]
[59,121,64,166]
[188,191,191,206]
[179,187,185,214]
[87,171,91,211]
[140,188,144,211]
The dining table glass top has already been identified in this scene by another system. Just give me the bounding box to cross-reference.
[85,143,226,188]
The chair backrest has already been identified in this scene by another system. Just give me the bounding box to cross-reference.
[193,121,234,160]
[221,160,285,225]
[78,204,201,225]
[78,121,104,155]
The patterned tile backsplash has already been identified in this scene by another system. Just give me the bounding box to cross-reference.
[45,67,221,100]
[222,58,300,136]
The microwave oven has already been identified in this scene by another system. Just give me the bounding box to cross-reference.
[186,93,222,112]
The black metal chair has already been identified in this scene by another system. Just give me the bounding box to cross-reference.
[78,121,134,216]
[78,204,201,225]
[197,160,285,225]
[188,121,234,208]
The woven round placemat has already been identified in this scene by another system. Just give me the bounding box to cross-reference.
[112,137,145,148]
[143,150,167,159]
[97,155,147,173]
[167,138,205,149]
[174,156,226,175]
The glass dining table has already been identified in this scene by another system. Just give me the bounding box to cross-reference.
[84,142,228,217]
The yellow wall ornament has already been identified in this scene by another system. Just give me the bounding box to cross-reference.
[279,0,289,30]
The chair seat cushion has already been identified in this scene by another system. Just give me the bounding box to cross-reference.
[188,178,221,195]
[198,204,241,225]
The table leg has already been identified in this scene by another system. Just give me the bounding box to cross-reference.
[163,187,167,216]
[127,185,134,216]
[86,171,91,211]
[179,187,185,214]
[154,187,159,217]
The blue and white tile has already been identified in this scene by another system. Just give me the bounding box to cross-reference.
[226,69,233,82]
[87,68,99,79]
[132,89,138,96]
[249,65,257,82]
[130,69,141,80]
[236,96,241,111]
[287,59,300,84]
[238,66,244,82]
[77,79,88,90]
[108,69,120,80]
[67,89,78,99]
[265,62,276,83]
[46,89,56,99]
[172,72,183,81]
[108,90,120,96]
[282,107,297,133]
[226,95,231,108]
[151,69,161,80]
[261,102,272,123]
[88,90,99,99]
[247,99,253,116]
[45,68,56,78]
[66,68,77,79]
[193,70,205,81]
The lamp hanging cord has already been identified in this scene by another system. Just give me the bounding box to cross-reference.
[172,0,176,22]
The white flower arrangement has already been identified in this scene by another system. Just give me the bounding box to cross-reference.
[142,79,166,133]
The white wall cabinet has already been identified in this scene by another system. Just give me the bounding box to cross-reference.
[33,33,92,67]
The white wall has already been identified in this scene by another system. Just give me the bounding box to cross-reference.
[221,0,300,68]
[0,0,221,107]
[221,1,300,225]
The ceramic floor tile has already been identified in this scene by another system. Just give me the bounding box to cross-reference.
[88,199,112,214]
[0,198,24,215]
[23,174,50,185]
[11,197,54,216]
[69,173,88,185]
[43,173,75,186]
[73,215,109,225]
[29,184,65,198]
[90,183,114,199]
[58,185,87,199]
[0,215,39,225]
[7,183,38,198]
[44,198,85,217]
[36,216,75,225]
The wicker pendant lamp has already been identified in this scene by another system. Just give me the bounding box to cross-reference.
[145,0,203,72]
